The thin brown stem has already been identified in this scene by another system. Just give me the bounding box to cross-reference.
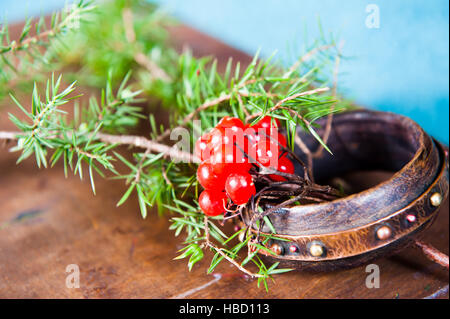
[294,134,311,156]
[312,41,344,159]
[96,132,195,162]
[122,8,136,43]
[289,45,344,181]
[161,164,173,187]
[293,132,314,181]
[236,93,250,118]
[134,147,151,183]
[0,131,18,140]
[7,30,53,53]
[134,52,172,82]
[122,8,171,82]
[0,130,197,163]
[277,106,311,126]
[73,147,101,161]
[245,87,329,122]
[414,240,449,270]
[206,242,264,278]
[286,44,336,76]
[203,216,264,278]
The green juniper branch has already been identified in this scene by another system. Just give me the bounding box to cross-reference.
[0,0,353,290]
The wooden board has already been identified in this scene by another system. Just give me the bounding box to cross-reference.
[0,22,448,299]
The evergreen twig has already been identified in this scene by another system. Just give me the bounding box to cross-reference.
[0,0,351,290]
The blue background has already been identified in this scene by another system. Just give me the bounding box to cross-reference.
[1,0,448,143]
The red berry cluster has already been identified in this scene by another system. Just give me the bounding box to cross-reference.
[196,116,295,216]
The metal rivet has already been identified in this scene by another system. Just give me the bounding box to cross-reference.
[430,192,442,207]
[309,243,324,257]
[376,226,392,240]
[289,245,299,253]
[406,214,416,223]
[271,243,284,255]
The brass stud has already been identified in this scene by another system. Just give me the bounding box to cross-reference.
[406,214,416,223]
[271,243,284,255]
[309,243,324,257]
[376,225,392,240]
[430,192,442,207]
[289,245,299,253]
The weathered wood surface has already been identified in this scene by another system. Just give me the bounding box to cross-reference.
[0,22,448,299]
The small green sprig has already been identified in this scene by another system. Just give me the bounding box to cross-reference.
[50,0,178,100]
[0,1,96,98]
[8,75,80,168]
[7,73,143,195]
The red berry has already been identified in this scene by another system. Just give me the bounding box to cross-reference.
[208,126,251,175]
[209,151,228,176]
[237,125,257,160]
[213,127,245,152]
[199,190,227,216]
[216,122,249,158]
[195,133,214,161]
[278,132,287,148]
[197,161,226,191]
[269,131,287,148]
[251,116,280,134]
[255,140,279,167]
[208,128,225,149]
[243,125,261,143]
[225,172,256,205]
[210,147,251,176]
[269,156,295,181]
[216,116,245,133]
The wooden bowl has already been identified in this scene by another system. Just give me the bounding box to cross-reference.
[244,109,449,271]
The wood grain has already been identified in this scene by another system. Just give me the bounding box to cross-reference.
[0,22,448,299]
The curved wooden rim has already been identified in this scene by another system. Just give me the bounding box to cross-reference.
[242,109,449,266]
[246,110,442,236]
[253,141,448,261]
[251,141,448,262]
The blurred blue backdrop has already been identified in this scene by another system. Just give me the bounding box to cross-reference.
[1,0,448,143]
